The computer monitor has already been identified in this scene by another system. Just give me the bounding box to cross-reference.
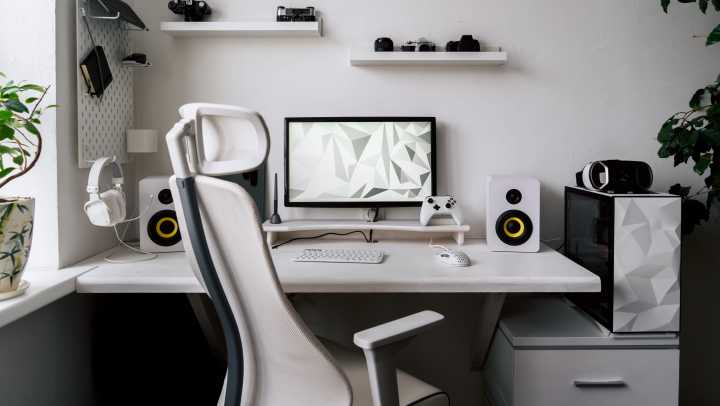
[285,117,437,208]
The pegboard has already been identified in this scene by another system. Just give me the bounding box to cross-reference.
[76,0,134,168]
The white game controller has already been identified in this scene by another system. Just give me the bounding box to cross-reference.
[419,195,464,226]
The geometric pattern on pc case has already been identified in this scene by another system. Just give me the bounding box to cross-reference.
[613,197,681,332]
[84,157,126,227]
[287,121,433,202]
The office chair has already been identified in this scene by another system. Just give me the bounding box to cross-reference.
[166,104,450,406]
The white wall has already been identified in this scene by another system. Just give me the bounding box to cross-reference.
[131,0,719,241]
[0,0,60,268]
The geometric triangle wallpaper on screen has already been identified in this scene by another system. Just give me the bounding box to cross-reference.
[288,121,433,203]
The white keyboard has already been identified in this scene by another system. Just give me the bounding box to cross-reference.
[293,248,384,264]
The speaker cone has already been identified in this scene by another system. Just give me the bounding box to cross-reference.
[147,210,181,247]
[495,210,533,246]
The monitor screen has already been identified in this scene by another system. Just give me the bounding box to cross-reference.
[285,117,436,207]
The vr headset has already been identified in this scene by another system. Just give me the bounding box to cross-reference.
[576,160,653,193]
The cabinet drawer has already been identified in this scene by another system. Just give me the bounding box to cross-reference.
[513,347,678,406]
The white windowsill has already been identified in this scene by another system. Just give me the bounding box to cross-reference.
[0,258,102,329]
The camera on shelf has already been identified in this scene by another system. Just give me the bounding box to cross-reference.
[446,35,481,52]
[375,37,394,52]
[276,6,316,22]
[400,38,436,52]
[168,0,212,22]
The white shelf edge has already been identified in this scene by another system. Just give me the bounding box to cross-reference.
[160,19,322,37]
[263,219,471,246]
[263,219,470,232]
[349,50,507,66]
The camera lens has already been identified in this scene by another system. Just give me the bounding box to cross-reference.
[158,189,174,205]
[506,189,522,205]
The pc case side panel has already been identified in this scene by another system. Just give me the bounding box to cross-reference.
[613,197,682,333]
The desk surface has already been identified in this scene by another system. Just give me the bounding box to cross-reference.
[76,239,600,294]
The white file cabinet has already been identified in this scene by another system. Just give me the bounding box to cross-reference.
[484,296,679,406]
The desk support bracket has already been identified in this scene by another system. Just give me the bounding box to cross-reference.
[471,293,507,370]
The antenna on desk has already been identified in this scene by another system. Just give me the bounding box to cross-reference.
[270,173,283,224]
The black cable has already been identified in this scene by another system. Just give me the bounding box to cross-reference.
[271,230,372,249]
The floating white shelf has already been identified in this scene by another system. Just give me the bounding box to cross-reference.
[160,20,322,37]
[263,219,471,246]
[349,50,507,66]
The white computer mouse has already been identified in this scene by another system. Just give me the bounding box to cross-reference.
[435,249,471,267]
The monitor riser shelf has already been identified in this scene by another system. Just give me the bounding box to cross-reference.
[262,220,470,246]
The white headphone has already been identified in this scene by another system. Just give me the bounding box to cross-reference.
[84,157,127,227]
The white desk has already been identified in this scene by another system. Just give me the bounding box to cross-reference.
[74,238,600,382]
[76,239,599,294]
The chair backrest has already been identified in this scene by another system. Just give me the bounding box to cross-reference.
[167,105,353,406]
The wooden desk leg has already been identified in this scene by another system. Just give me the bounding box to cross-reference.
[187,293,227,367]
[471,293,507,371]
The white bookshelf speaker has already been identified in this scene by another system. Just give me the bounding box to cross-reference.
[139,176,183,252]
[486,175,540,252]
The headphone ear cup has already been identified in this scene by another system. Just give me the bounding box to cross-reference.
[84,199,112,227]
[100,189,127,225]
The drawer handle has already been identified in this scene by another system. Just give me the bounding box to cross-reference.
[573,378,627,388]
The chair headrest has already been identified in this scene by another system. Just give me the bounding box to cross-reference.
[176,103,270,176]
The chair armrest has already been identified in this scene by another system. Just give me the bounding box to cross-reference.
[353,311,444,406]
[353,310,444,350]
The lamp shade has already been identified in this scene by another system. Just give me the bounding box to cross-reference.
[127,129,159,153]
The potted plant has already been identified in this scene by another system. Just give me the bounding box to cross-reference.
[656,0,720,233]
[0,72,55,298]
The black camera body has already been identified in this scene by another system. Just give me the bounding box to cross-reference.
[375,37,394,52]
[168,0,212,22]
[277,6,316,22]
[576,160,654,194]
[446,35,481,52]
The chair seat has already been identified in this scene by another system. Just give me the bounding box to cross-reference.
[322,340,449,406]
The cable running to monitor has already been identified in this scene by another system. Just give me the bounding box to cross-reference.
[271,230,372,249]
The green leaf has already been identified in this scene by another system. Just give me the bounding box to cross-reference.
[690,88,706,109]
[0,145,18,155]
[0,125,13,140]
[3,99,28,113]
[24,97,37,104]
[693,153,713,174]
[669,183,692,197]
[24,122,39,136]
[699,0,709,12]
[45,104,58,109]
[675,152,688,166]
[658,120,675,142]
[0,168,14,179]
[0,110,11,122]
[18,84,45,93]
[661,0,671,12]
[12,155,23,166]
[708,24,720,46]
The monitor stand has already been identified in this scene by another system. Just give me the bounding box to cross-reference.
[365,207,380,223]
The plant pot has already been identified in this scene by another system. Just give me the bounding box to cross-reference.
[0,197,34,293]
